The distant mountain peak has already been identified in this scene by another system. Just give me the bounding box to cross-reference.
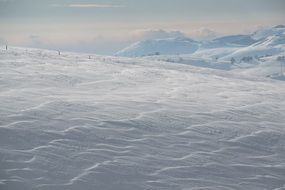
[274,25,285,29]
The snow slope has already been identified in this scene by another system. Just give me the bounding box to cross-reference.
[201,35,257,49]
[1,47,285,190]
[252,25,285,40]
[221,34,285,61]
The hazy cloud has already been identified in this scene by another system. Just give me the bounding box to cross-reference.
[29,35,43,46]
[21,34,129,55]
[133,28,220,41]
[69,4,124,8]
[133,29,186,40]
[0,37,7,44]
[188,28,220,40]
[51,3,124,9]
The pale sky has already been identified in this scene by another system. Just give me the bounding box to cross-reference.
[0,0,284,54]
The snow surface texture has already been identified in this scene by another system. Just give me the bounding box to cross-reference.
[1,47,285,190]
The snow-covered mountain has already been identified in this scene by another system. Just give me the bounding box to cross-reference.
[115,26,285,79]
[1,47,285,190]
[116,26,285,60]
[202,35,257,49]
[115,37,200,57]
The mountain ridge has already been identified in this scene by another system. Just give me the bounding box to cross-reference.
[116,25,285,58]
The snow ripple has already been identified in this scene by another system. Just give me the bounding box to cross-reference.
[1,47,285,190]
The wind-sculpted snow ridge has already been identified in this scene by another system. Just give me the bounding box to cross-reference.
[1,47,285,190]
